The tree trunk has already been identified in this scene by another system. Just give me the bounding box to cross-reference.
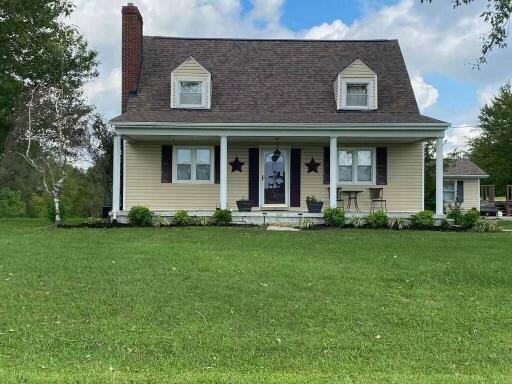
[53,194,61,225]
[52,177,65,225]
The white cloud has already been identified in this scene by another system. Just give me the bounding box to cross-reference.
[445,124,482,151]
[410,72,438,112]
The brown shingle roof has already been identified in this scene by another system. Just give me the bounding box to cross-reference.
[444,159,488,177]
[111,37,448,125]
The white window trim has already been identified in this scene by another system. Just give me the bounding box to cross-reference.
[339,77,375,110]
[443,179,458,204]
[172,76,209,109]
[338,147,376,185]
[172,145,215,184]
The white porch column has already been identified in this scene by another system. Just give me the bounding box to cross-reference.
[435,137,444,216]
[329,136,338,208]
[112,134,121,220]
[219,136,228,209]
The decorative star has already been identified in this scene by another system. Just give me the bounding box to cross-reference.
[305,158,320,173]
[229,157,245,172]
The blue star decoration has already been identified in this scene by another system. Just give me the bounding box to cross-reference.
[305,158,320,173]
[229,157,244,172]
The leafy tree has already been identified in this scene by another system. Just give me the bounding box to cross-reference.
[424,140,436,210]
[0,188,26,217]
[0,0,98,152]
[424,140,457,210]
[469,82,512,193]
[420,0,512,66]
[7,84,98,224]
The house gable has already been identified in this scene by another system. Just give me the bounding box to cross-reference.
[335,59,378,110]
[170,56,212,109]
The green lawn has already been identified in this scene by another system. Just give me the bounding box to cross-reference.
[1,219,511,383]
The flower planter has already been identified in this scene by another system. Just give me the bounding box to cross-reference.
[236,200,252,212]
[306,201,323,213]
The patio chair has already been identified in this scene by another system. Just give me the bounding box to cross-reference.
[327,187,345,209]
[369,187,387,212]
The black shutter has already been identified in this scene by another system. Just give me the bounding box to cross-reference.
[376,147,388,185]
[248,148,259,207]
[456,180,464,202]
[323,146,330,184]
[290,148,301,207]
[161,145,172,183]
[214,145,220,184]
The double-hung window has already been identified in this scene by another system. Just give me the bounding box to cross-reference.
[177,79,205,108]
[443,182,455,203]
[174,147,213,183]
[340,78,373,110]
[338,148,375,184]
[346,83,368,107]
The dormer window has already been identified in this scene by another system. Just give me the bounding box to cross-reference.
[346,83,368,107]
[171,57,211,109]
[334,59,377,110]
[177,79,205,107]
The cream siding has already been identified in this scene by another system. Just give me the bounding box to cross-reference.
[125,141,423,213]
[337,59,377,109]
[444,178,481,211]
[170,57,211,108]
[463,179,480,211]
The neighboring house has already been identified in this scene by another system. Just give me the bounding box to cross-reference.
[443,159,488,211]
[109,3,450,224]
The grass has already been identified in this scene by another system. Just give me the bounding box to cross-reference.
[1,219,512,383]
[497,219,512,230]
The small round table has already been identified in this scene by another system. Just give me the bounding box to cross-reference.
[343,190,363,212]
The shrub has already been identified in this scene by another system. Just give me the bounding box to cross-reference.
[0,188,26,218]
[446,203,463,225]
[211,209,232,225]
[472,219,501,233]
[26,193,48,218]
[366,210,388,228]
[462,208,479,229]
[300,218,315,229]
[412,210,434,229]
[173,210,191,226]
[152,215,170,227]
[46,201,67,224]
[128,206,153,226]
[388,217,411,230]
[323,208,345,227]
[349,216,366,228]
[306,195,322,203]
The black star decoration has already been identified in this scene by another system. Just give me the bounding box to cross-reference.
[229,157,245,172]
[305,158,320,173]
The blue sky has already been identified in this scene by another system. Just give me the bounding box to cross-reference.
[71,0,511,151]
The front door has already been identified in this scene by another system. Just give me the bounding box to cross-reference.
[261,148,288,207]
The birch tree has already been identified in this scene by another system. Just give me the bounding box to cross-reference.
[9,84,96,224]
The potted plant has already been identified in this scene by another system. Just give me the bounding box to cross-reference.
[236,197,252,212]
[306,195,323,213]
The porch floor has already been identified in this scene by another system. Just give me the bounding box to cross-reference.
[115,209,415,225]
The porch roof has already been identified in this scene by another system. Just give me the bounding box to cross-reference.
[113,121,447,143]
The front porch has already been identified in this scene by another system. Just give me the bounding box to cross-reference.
[114,209,418,226]
[111,122,448,223]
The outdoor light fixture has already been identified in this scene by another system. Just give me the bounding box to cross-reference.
[272,139,281,162]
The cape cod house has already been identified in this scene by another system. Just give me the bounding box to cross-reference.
[109,3,450,224]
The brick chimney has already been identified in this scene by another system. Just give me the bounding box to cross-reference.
[121,3,143,113]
